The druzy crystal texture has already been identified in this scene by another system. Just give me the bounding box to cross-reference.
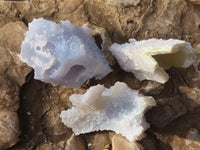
[109,39,194,83]
[19,18,112,88]
[60,82,156,142]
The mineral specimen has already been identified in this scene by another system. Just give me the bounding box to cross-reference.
[60,82,156,142]
[19,18,112,89]
[109,39,194,83]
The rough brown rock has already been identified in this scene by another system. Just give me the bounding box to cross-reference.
[0,0,200,150]
[0,1,57,27]
[110,133,143,150]
[0,111,20,149]
[189,0,200,5]
[0,21,32,85]
[65,134,86,150]
[0,76,19,112]
[0,20,31,149]
[151,108,200,149]
[83,132,111,150]
[185,128,200,149]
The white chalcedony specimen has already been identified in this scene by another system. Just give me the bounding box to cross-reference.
[109,39,194,83]
[19,18,112,89]
[60,82,156,142]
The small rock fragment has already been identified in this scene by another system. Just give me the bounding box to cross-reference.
[109,38,194,83]
[19,18,112,89]
[107,0,141,6]
[65,134,86,150]
[110,133,142,150]
[0,111,20,150]
[189,0,200,5]
[185,128,200,149]
[60,82,156,142]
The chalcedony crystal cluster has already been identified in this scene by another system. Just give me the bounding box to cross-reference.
[19,18,195,142]
[60,82,156,142]
[19,18,112,89]
[109,38,194,83]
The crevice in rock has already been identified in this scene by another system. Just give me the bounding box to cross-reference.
[22,18,28,27]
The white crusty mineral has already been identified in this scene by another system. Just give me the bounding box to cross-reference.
[60,82,156,142]
[19,18,112,89]
[109,39,194,83]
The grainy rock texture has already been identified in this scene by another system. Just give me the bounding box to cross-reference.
[0,19,31,149]
[0,111,20,150]
[109,133,143,150]
[0,0,200,150]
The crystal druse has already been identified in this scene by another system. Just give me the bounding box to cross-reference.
[19,18,112,88]
[60,82,156,142]
[109,39,194,83]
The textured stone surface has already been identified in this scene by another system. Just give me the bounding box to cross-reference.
[189,0,200,5]
[110,133,143,150]
[0,20,31,149]
[151,108,200,150]
[0,76,19,112]
[65,134,86,150]
[0,0,200,150]
[0,111,20,150]
[0,21,32,86]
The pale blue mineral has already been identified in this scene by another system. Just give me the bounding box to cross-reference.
[19,18,112,88]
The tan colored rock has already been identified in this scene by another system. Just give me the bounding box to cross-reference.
[179,86,200,111]
[185,128,200,150]
[35,143,53,150]
[180,2,200,43]
[41,105,73,142]
[88,132,111,150]
[189,0,200,5]
[0,76,19,111]
[36,141,69,150]
[84,0,126,42]
[54,0,88,25]
[0,1,57,27]
[140,81,164,95]
[137,0,186,39]
[152,108,200,150]
[107,0,141,6]
[0,21,32,86]
[0,20,31,149]
[65,134,86,150]
[110,133,143,150]
[0,111,20,150]
[0,2,20,27]
[77,132,110,150]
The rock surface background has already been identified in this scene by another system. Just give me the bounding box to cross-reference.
[0,0,200,149]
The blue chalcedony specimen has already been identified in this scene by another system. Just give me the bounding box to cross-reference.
[60,82,156,142]
[19,18,112,88]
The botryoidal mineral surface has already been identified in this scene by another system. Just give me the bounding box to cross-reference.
[60,82,156,142]
[19,18,112,89]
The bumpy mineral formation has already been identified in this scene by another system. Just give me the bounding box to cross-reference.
[109,38,194,83]
[60,82,156,142]
[19,18,112,89]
